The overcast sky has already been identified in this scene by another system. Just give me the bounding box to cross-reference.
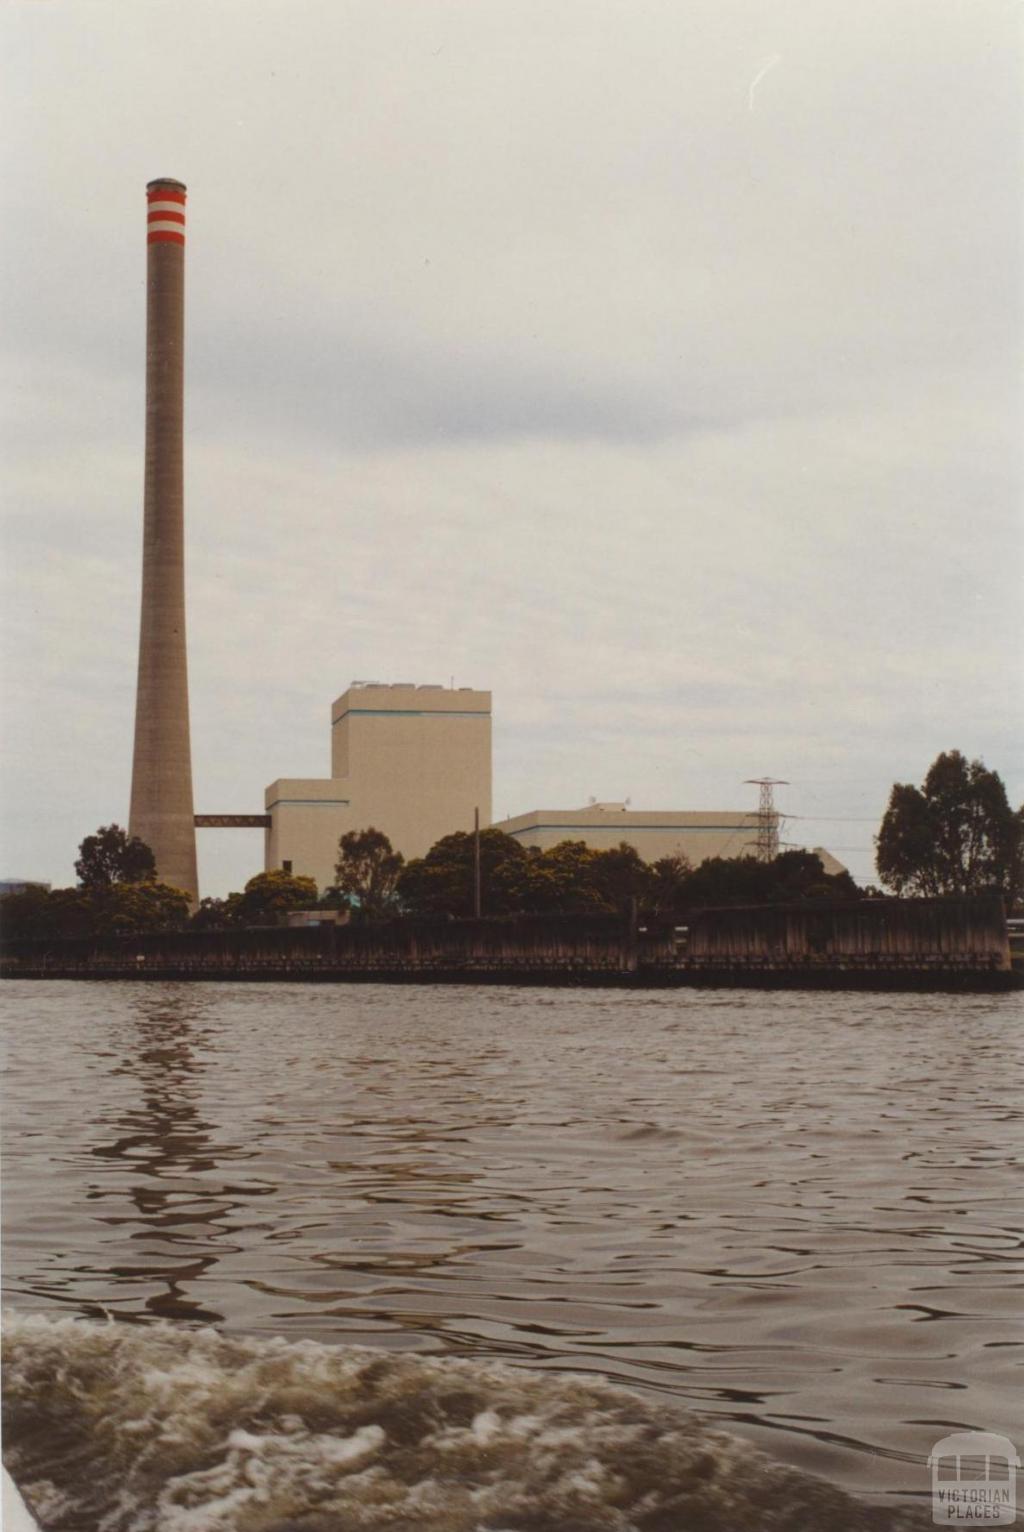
[2,0,1021,895]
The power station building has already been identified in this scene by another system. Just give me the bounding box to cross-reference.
[499,805,761,864]
[499,804,847,875]
[262,688,848,892]
[123,177,844,901]
[265,683,492,892]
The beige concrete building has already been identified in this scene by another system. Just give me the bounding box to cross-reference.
[498,804,761,865]
[498,803,849,876]
[266,683,491,892]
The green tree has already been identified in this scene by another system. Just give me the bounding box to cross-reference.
[393,831,862,921]
[191,896,235,930]
[876,751,1022,899]
[331,828,404,920]
[1,881,189,939]
[75,825,156,889]
[644,853,693,915]
[769,849,858,902]
[518,840,597,913]
[231,870,318,925]
[589,842,653,913]
[0,885,78,940]
[674,850,857,909]
[93,881,191,934]
[522,839,622,913]
[398,829,530,917]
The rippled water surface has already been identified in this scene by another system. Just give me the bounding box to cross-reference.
[2,981,1021,1508]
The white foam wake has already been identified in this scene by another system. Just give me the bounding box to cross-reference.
[2,1312,928,1530]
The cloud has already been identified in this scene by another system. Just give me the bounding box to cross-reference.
[1,0,1021,893]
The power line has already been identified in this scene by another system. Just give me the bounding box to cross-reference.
[786,814,880,823]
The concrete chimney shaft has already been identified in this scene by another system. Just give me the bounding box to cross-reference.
[128,178,199,901]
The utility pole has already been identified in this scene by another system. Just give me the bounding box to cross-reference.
[744,778,788,862]
[473,806,482,917]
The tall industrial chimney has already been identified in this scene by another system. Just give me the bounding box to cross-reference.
[128,178,199,902]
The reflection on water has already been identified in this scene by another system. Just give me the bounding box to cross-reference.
[86,992,238,1324]
[2,980,1021,1506]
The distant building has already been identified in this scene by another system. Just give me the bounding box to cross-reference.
[265,682,491,892]
[279,908,349,928]
[499,804,760,865]
[499,805,849,875]
[0,880,51,897]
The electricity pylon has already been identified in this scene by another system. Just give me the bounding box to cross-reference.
[744,778,789,862]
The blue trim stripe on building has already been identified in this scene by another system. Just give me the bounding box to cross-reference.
[332,709,490,724]
[504,822,757,836]
[267,800,350,811]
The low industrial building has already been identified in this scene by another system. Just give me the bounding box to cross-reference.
[498,804,761,864]
[500,805,847,874]
[265,682,491,892]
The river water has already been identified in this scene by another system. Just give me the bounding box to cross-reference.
[1,981,1021,1526]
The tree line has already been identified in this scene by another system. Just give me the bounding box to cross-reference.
[327,828,859,923]
[2,750,1020,940]
[0,826,191,940]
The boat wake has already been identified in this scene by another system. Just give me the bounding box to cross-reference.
[2,1312,929,1530]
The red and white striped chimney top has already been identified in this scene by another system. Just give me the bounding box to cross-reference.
[146,179,186,245]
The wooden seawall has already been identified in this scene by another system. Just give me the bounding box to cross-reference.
[1,899,1016,991]
[678,897,1013,980]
